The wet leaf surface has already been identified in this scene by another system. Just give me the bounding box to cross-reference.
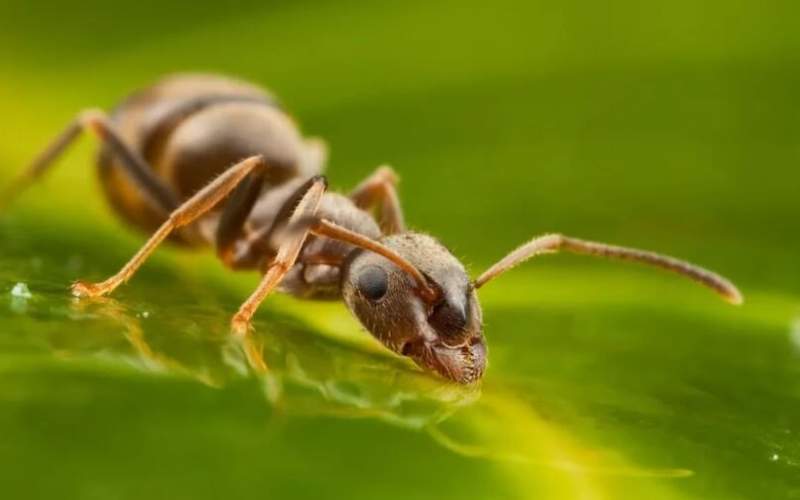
[1,1,799,498]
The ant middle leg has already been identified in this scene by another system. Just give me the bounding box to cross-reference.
[216,175,328,269]
[230,176,328,335]
[349,165,405,234]
[2,109,178,214]
[72,155,267,298]
[214,165,269,265]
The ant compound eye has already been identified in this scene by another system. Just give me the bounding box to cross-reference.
[357,265,389,301]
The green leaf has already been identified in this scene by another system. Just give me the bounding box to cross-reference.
[1,1,799,498]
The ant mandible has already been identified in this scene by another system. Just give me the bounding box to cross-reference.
[2,74,742,383]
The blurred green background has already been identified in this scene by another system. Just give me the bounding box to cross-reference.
[0,1,799,499]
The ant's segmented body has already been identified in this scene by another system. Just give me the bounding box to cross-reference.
[3,74,742,383]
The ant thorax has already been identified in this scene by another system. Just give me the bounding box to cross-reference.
[254,181,382,300]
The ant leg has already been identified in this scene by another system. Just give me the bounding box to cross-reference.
[214,166,269,265]
[349,165,405,234]
[2,109,178,214]
[218,175,326,269]
[72,156,266,298]
[231,176,327,335]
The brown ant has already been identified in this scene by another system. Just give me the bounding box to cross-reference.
[2,74,743,384]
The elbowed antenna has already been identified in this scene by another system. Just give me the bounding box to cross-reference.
[285,217,440,303]
[473,233,743,305]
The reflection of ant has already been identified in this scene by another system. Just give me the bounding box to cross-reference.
[66,296,479,430]
[68,296,225,386]
[63,297,692,481]
[5,74,742,383]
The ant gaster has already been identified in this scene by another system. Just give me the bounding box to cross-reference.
[2,74,743,384]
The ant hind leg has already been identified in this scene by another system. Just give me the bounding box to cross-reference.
[349,165,405,234]
[1,109,178,214]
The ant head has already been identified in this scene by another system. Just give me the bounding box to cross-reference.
[342,233,486,384]
[318,217,740,385]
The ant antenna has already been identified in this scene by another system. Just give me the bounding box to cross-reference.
[300,218,440,302]
[474,233,743,305]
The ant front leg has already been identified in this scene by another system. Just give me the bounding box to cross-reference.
[231,176,328,336]
[349,165,405,234]
[2,109,178,214]
[72,156,266,298]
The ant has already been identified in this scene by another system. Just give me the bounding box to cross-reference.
[2,74,742,384]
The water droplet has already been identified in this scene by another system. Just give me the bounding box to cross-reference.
[10,282,32,314]
[10,282,32,299]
